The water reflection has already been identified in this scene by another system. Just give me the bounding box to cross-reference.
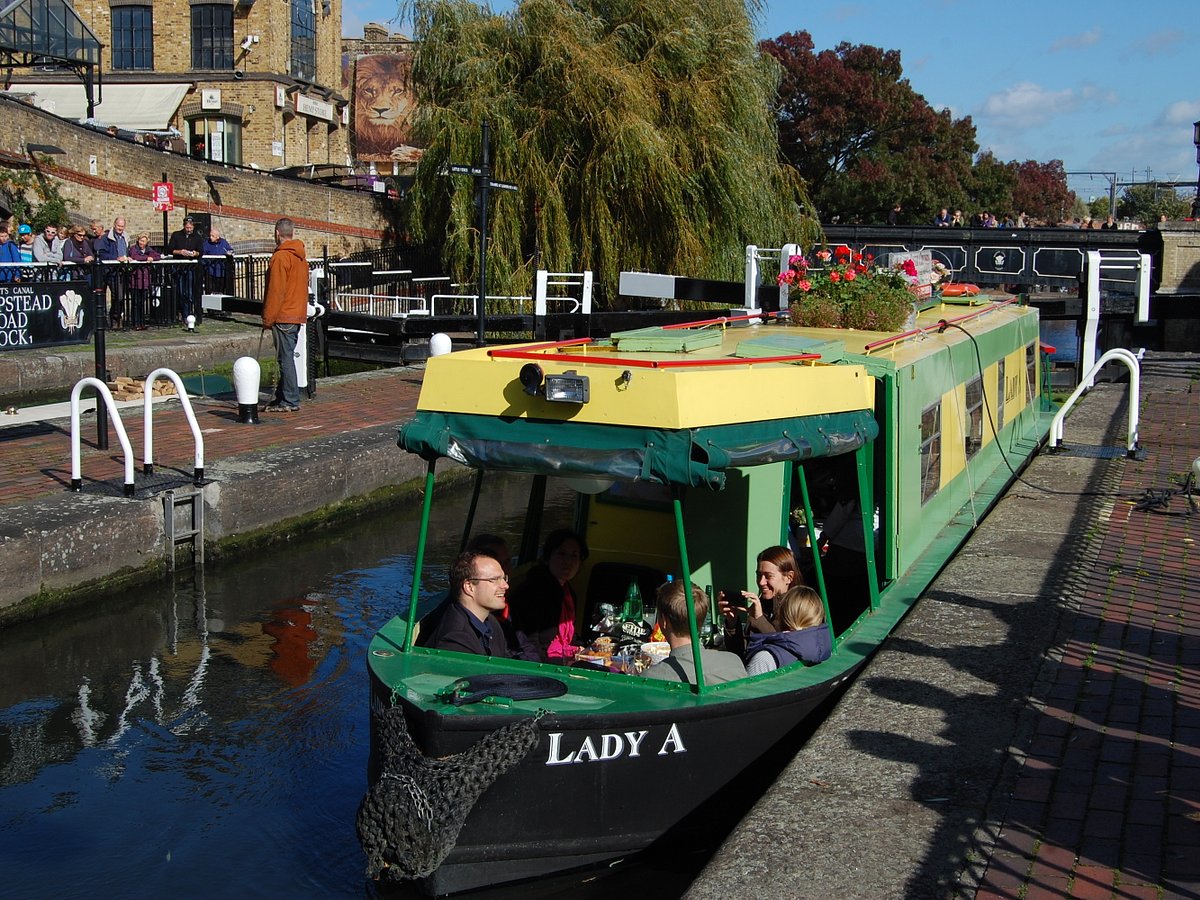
[0,474,569,898]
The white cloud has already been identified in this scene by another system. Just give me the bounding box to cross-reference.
[831,4,865,22]
[977,82,1078,129]
[1132,29,1185,58]
[1049,27,1101,52]
[1161,99,1200,126]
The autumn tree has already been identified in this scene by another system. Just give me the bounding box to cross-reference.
[399,0,817,304]
[1010,159,1073,223]
[762,30,977,225]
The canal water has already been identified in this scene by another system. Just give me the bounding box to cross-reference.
[0,476,619,898]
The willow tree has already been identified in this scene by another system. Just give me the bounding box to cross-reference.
[399,0,817,304]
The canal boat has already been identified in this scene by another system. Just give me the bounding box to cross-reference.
[359,289,1053,895]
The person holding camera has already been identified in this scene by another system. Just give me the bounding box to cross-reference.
[743,586,832,675]
[717,545,800,652]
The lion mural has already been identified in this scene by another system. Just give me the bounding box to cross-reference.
[353,53,423,164]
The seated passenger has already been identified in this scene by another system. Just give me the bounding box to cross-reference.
[717,545,800,648]
[643,581,747,685]
[419,551,515,658]
[744,586,832,675]
[507,529,587,664]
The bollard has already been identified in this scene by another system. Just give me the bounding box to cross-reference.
[185,314,196,332]
[430,332,452,357]
[232,356,261,424]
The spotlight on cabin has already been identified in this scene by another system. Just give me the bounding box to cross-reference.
[519,362,544,396]
[545,370,589,404]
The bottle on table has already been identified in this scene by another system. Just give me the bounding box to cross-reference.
[618,578,648,645]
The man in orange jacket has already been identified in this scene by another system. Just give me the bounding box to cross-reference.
[262,218,308,412]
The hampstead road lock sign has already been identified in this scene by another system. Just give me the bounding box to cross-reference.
[0,281,95,350]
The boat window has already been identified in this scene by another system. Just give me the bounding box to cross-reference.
[964,376,983,460]
[995,358,1005,433]
[920,402,941,504]
[1025,342,1037,403]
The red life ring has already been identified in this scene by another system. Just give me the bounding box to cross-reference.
[941,283,980,297]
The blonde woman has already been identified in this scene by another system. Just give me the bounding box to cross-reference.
[743,586,832,675]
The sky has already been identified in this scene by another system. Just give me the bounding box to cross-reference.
[342,0,1200,204]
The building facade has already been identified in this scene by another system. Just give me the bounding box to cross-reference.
[8,0,349,171]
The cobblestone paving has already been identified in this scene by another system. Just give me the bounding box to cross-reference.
[978,370,1200,899]
[0,369,424,505]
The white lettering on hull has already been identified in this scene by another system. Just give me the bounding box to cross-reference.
[545,725,684,765]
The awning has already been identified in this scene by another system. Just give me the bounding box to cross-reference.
[398,410,879,490]
[14,82,191,130]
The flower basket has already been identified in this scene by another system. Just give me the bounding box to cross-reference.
[781,246,918,333]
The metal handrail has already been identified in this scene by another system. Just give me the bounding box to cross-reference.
[1050,347,1142,457]
[142,367,205,484]
[70,377,136,495]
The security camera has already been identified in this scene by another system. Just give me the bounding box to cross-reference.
[233,68,245,79]
[239,34,259,51]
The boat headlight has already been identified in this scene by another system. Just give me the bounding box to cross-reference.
[545,371,590,404]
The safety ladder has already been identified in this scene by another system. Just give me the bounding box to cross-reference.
[163,487,205,571]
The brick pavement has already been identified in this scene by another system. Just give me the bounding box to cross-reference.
[0,368,425,506]
[976,365,1200,899]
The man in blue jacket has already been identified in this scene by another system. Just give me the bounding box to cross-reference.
[94,217,132,328]
[0,224,22,281]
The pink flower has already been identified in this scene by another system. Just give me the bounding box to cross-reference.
[788,254,808,268]
[777,270,796,286]
[798,279,812,291]
[829,271,841,283]
[815,249,832,262]
[844,270,857,281]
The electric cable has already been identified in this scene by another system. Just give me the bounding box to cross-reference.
[935,318,1154,502]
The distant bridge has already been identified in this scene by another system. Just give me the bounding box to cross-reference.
[820,224,1157,295]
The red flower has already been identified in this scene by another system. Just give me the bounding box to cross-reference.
[852,252,863,262]
[835,245,851,259]
[798,279,812,291]
[901,259,918,278]
[865,253,874,262]
[829,271,841,283]
[845,270,857,281]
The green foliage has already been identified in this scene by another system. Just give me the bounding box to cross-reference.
[763,31,977,225]
[0,165,76,226]
[399,0,818,305]
[966,151,1016,217]
[1117,183,1192,225]
[782,245,914,331]
[1086,196,1111,220]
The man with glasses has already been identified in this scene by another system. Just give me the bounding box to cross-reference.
[31,223,64,263]
[419,551,517,658]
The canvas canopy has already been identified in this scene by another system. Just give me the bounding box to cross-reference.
[398,410,878,489]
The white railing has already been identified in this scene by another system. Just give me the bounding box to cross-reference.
[535,269,593,315]
[1050,347,1142,457]
[142,367,205,484]
[70,378,136,495]
[1081,250,1153,386]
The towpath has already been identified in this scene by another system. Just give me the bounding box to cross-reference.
[0,327,428,616]
[689,355,1200,899]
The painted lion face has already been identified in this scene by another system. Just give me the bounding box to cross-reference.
[354,54,418,158]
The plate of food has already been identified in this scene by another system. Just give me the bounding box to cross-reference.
[640,641,671,665]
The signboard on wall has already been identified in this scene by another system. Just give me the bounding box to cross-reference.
[275,85,286,108]
[294,93,334,122]
[152,181,175,212]
[201,88,222,110]
[0,282,94,350]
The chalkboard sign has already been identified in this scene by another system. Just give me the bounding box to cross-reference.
[0,281,95,350]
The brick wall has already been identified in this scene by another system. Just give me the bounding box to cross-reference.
[20,0,348,171]
[1,97,392,256]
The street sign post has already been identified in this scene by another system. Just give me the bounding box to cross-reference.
[442,120,519,346]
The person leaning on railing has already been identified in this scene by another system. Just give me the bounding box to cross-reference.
[127,232,161,330]
[0,224,21,282]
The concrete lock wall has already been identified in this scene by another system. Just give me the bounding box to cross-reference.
[1,97,391,255]
[1158,223,1200,296]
